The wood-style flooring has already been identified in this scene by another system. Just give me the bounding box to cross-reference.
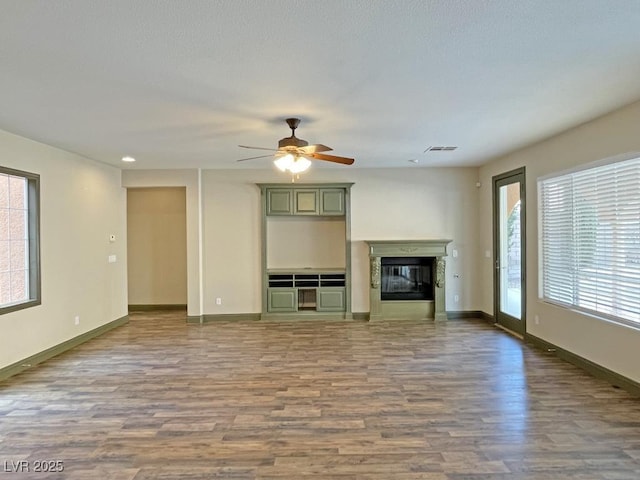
[1,311,639,479]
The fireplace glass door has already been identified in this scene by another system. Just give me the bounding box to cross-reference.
[381,257,434,301]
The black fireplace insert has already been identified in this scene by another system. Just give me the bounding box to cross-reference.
[380,257,434,301]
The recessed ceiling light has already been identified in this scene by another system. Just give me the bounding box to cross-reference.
[121,156,136,162]
[408,159,419,164]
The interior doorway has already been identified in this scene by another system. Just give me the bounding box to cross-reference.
[492,167,526,335]
[126,187,187,311]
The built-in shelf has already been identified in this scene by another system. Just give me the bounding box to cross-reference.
[258,183,354,319]
[266,270,347,314]
[268,272,346,288]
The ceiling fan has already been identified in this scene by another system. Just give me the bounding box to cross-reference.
[236,118,355,174]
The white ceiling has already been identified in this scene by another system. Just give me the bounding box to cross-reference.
[2,0,640,170]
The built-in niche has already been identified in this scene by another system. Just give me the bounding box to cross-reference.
[266,216,346,270]
[258,183,353,319]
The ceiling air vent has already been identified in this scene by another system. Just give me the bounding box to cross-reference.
[424,146,458,153]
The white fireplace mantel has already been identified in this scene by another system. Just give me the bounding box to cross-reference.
[365,239,452,321]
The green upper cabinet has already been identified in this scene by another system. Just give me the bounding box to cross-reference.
[265,186,346,216]
[294,189,319,215]
[266,189,293,215]
[320,188,345,215]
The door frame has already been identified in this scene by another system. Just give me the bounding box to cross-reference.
[492,167,526,335]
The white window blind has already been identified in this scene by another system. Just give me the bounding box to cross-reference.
[539,156,640,327]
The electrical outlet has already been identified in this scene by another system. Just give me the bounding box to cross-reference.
[454,294,460,303]
[216,297,222,305]
[534,315,540,325]
[74,316,80,326]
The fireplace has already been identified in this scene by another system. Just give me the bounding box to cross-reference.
[381,257,434,301]
[365,240,451,321]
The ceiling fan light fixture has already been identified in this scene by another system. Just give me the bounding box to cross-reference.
[289,156,311,174]
[274,154,294,171]
[274,154,311,174]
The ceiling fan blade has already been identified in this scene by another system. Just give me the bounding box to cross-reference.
[308,152,355,165]
[238,145,278,151]
[236,154,275,162]
[298,144,333,154]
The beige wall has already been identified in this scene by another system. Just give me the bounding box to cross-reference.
[124,167,480,316]
[201,167,480,315]
[0,129,128,370]
[127,187,187,305]
[478,99,640,383]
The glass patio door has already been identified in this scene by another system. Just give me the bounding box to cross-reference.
[493,168,526,335]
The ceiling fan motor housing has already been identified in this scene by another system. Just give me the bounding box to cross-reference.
[278,117,308,149]
[278,136,309,149]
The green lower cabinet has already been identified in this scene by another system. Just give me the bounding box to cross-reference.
[316,288,346,312]
[267,288,297,312]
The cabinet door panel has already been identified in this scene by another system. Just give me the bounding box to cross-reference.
[320,189,345,215]
[267,189,293,215]
[294,189,319,214]
[268,289,297,312]
[316,288,346,311]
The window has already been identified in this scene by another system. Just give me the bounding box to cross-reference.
[539,155,640,327]
[0,166,40,314]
